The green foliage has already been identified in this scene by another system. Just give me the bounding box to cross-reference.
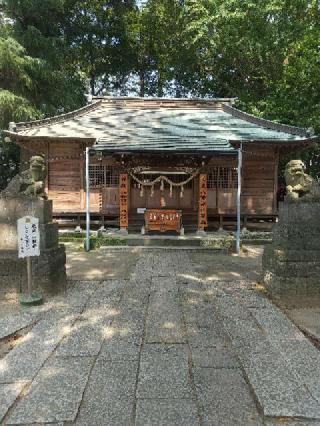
[102,236,127,246]
[82,235,127,250]
[0,0,319,183]
[63,0,138,96]
[58,232,126,249]
[0,2,86,189]
[0,131,20,189]
[4,0,86,114]
[0,22,40,188]
[59,232,87,241]
[201,235,235,251]
[138,0,195,97]
[179,0,320,177]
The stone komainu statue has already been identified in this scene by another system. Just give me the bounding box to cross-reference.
[284,159,320,200]
[1,155,47,199]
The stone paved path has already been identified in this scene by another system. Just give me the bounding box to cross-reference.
[1,250,320,425]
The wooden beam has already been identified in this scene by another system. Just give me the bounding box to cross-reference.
[119,173,129,230]
[198,173,208,231]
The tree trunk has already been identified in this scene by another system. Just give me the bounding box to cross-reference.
[90,76,95,96]
[139,69,145,97]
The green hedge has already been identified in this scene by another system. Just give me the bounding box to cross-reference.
[83,235,126,250]
[59,232,126,249]
[59,232,87,242]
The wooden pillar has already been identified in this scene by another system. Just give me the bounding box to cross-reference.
[80,143,86,211]
[80,158,85,210]
[198,173,208,233]
[119,173,129,233]
[219,214,223,231]
[44,141,49,194]
[273,147,279,213]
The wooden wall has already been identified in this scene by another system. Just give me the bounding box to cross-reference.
[242,145,278,214]
[20,141,278,216]
[47,142,83,212]
[206,156,237,214]
[206,147,278,215]
[47,145,119,213]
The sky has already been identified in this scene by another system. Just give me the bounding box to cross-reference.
[136,0,147,8]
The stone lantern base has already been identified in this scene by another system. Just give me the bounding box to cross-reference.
[262,200,320,295]
[0,196,66,296]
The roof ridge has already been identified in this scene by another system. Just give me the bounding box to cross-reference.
[14,100,103,131]
[222,104,311,137]
[93,96,237,103]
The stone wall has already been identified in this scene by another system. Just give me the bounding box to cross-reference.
[0,196,66,296]
[262,200,320,294]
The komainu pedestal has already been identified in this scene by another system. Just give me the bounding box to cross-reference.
[262,200,320,295]
[0,196,66,296]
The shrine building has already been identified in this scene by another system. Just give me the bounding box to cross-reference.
[4,97,316,233]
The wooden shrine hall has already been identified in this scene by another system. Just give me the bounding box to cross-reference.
[5,97,316,234]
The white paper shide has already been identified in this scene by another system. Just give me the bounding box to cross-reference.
[17,216,40,258]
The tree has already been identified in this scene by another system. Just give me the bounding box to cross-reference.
[0,19,40,188]
[0,1,86,189]
[64,0,138,96]
[181,0,320,177]
[4,0,86,114]
[1,0,319,185]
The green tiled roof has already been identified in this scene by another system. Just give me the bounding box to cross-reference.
[6,97,314,154]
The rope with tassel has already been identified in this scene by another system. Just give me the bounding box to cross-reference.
[129,171,199,198]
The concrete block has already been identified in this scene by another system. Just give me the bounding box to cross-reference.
[0,245,66,295]
[263,200,320,294]
[135,399,200,426]
[279,201,320,225]
[193,368,261,426]
[0,383,25,423]
[137,344,192,399]
[0,196,52,225]
[6,356,94,424]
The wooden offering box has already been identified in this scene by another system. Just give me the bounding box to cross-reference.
[145,209,182,233]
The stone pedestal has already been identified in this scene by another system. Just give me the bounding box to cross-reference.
[0,196,66,296]
[262,200,320,295]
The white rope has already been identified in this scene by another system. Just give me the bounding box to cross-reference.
[129,171,199,188]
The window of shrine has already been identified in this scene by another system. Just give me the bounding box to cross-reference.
[89,164,119,188]
[207,167,238,189]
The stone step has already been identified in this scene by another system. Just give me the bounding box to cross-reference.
[215,290,320,420]
[127,237,201,247]
[100,245,226,252]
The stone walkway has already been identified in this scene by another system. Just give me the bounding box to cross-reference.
[1,250,320,425]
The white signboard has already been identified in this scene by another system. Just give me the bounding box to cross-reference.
[137,208,146,214]
[17,216,40,258]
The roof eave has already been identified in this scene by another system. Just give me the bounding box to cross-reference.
[229,137,318,147]
[89,147,237,156]
[8,100,102,131]
[222,104,313,138]
[3,131,96,145]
